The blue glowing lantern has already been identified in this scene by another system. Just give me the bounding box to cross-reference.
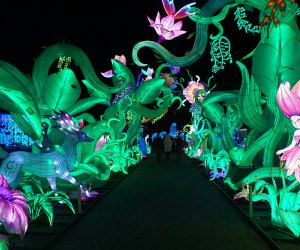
[0,114,34,148]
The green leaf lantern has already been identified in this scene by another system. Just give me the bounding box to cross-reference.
[229,146,245,165]
[43,68,81,111]
[135,78,165,104]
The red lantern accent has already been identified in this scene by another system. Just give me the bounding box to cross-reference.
[267,1,276,7]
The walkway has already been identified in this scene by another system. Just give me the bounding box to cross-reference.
[44,153,276,250]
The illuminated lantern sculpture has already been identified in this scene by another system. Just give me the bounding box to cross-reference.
[183,78,207,104]
[0,111,93,189]
[147,0,195,43]
[0,174,29,241]
[276,80,300,182]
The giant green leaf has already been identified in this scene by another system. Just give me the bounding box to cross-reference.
[135,78,165,104]
[237,61,267,132]
[277,208,300,238]
[67,97,109,116]
[229,147,245,165]
[202,103,224,124]
[82,79,111,101]
[0,61,42,139]
[0,61,34,96]
[43,68,81,111]
[252,23,300,96]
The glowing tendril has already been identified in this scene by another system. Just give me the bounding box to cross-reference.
[151,109,168,124]
[234,6,260,34]
[210,36,232,73]
[141,117,153,123]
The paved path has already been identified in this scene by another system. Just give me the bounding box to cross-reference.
[45,154,275,250]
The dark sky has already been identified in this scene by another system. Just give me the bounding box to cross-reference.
[0,0,261,132]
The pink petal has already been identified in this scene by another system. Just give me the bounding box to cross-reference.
[0,177,29,238]
[285,81,291,89]
[174,2,196,19]
[147,16,155,25]
[5,204,28,237]
[291,79,300,97]
[282,87,300,115]
[0,200,6,216]
[0,201,14,223]
[101,70,113,78]
[154,26,163,36]
[277,84,289,116]
[114,55,126,65]
[294,169,300,182]
[286,168,295,176]
[164,30,186,40]
[277,83,300,117]
[161,15,175,29]
[145,76,153,81]
[282,148,300,170]
[12,197,28,211]
[0,175,3,186]
[162,0,175,16]
[0,175,8,188]
[155,12,161,24]
[95,135,107,151]
[170,20,183,30]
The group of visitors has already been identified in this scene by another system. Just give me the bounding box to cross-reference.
[151,134,186,162]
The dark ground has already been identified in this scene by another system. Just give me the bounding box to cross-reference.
[43,151,277,250]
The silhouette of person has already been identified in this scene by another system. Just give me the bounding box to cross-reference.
[152,136,164,162]
[173,135,186,162]
[163,135,172,160]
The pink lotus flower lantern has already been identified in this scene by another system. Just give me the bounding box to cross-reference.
[147,0,195,43]
[276,80,300,117]
[0,174,29,238]
[276,80,300,182]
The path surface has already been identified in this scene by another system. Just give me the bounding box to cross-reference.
[44,153,275,250]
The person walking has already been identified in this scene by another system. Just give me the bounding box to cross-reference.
[152,135,164,162]
[173,135,186,162]
[163,134,172,160]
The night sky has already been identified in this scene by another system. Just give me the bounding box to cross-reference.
[0,0,262,133]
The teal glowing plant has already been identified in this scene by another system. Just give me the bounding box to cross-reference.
[0,0,299,242]
[76,60,181,183]
[18,173,75,226]
[233,166,300,237]
[202,149,231,180]
[234,6,260,34]
[133,0,300,171]
[0,45,182,189]
[210,36,232,74]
